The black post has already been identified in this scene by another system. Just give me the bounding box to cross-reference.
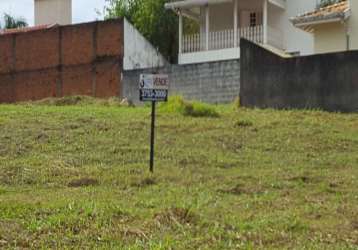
[149,101,156,172]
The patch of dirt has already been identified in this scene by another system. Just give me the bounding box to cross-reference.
[68,177,99,188]
[154,208,197,226]
[350,220,358,230]
[0,220,29,248]
[131,177,156,188]
[36,132,49,142]
[120,227,148,240]
[216,162,238,169]
[216,137,243,153]
[287,175,321,184]
[64,123,80,130]
[218,183,264,196]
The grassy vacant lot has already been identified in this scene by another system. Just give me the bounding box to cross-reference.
[0,96,357,249]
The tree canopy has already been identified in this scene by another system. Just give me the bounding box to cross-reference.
[0,13,28,30]
[104,0,179,63]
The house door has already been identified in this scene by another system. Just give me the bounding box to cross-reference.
[240,10,263,27]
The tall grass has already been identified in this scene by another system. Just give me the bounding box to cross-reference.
[23,95,124,107]
[159,96,219,117]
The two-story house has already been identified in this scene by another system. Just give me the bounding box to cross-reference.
[165,0,318,64]
[291,0,357,54]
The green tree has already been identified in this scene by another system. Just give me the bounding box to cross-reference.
[0,13,28,29]
[105,0,181,63]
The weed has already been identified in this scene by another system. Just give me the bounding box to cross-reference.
[235,119,253,127]
[160,96,219,117]
[233,96,240,109]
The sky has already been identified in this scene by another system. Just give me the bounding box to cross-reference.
[0,0,107,26]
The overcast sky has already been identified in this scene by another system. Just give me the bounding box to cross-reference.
[0,0,107,26]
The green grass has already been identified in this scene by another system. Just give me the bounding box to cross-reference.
[159,96,219,117]
[0,97,357,249]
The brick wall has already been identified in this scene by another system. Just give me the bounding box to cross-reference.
[0,19,124,103]
[123,59,240,104]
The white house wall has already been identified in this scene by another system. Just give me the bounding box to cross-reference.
[208,3,233,31]
[314,22,346,53]
[123,19,167,70]
[200,0,264,31]
[283,0,316,55]
[267,3,285,49]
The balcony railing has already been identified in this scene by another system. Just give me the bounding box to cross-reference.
[182,25,263,53]
[182,25,285,54]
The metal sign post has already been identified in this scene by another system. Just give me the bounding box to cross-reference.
[139,74,169,173]
[149,100,156,172]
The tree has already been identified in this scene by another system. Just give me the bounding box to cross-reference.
[0,13,28,30]
[104,0,180,63]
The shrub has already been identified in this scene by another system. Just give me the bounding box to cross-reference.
[159,96,219,118]
[233,97,240,109]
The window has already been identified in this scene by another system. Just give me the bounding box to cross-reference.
[250,12,257,27]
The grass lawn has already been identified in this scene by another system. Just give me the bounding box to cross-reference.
[0,97,357,249]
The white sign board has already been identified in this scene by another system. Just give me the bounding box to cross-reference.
[139,74,169,102]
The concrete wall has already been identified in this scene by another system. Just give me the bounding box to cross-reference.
[35,0,72,25]
[314,22,347,54]
[0,19,124,103]
[123,19,167,70]
[123,59,240,104]
[240,39,358,112]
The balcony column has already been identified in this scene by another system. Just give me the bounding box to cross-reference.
[205,5,210,50]
[263,0,268,44]
[179,11,183,54]
[233,0,238,47]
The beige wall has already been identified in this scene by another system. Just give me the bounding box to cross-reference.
[35,0,72,25]
[203,0,264,31]
[313,0,358,53]
[314,22,346,54]
[349,0,358,50]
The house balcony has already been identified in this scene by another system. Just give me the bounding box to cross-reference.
[183,26,263,53]
[165,0,286,65]
[180,25,283,64]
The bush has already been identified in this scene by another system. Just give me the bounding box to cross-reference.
[159,96,219,118]
[233,97,240,109]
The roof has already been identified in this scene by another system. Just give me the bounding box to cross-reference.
[291,0,350,30]
[165,0,231,10]
[0,24,58,36]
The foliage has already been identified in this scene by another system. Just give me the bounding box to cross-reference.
[159,95,219,117]
[104,0,198,63]
[0,13,28,30]
[233,96,240,109]
[0,101,357,248]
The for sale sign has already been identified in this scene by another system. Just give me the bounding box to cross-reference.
[139,74,169,102]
